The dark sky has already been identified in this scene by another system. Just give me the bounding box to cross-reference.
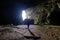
[0,0,41,25]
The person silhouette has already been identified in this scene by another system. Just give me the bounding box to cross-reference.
[23,19,34,29]
[27,23,29,29]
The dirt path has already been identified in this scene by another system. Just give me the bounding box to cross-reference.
[0,25,60,40]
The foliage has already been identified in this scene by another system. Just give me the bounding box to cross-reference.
[25,0,60,25]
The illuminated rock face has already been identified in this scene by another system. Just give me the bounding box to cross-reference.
[25,0,60,25]
[57,3,60,8]
[25,6,49,24]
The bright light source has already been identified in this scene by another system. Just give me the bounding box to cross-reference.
[22,10,27,20]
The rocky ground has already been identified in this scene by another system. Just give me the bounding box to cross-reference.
[0,25,60,40]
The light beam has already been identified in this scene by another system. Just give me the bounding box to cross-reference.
[22,10,27,20]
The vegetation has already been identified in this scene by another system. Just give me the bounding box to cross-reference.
[25,0,60,25]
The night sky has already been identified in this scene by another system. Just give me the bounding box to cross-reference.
[1,0,41,25]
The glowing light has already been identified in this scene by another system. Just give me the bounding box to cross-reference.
[22,10,27,20]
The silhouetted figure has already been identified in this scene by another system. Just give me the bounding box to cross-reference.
[23,19,40,40]
[23,19,34,29]
[27,23,29,29]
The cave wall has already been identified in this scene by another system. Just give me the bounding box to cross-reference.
[49,7,60,25]
[25,0,60,25]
